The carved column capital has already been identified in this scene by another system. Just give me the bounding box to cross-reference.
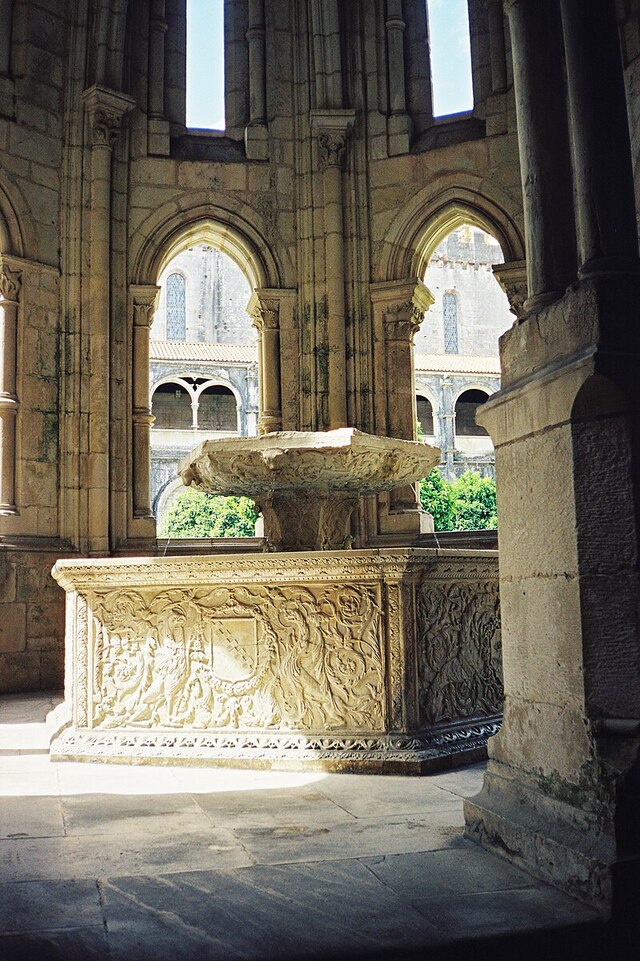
[310,109,356,170]
[131,284,161,329]
[317,130,348,169]
[492,260,528,321]
[0,260,22,303]
[83,84,136,149]
[372,279,435,344]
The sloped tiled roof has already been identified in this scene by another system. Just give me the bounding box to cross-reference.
[414,353,500,375]
[150,340,259,363]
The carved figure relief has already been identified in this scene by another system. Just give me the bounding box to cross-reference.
[416,580,503,726]
[88,583,385,733]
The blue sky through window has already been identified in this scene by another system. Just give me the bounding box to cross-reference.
[186,0,225,129]
[184,1,473,127]
[427,0,473,116]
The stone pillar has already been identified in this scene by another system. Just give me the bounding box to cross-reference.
[131,285,160,524]
[504,0,576,311]
[485,0,507,94]
[439,376,456,481]
[310,110,355,430]
[245,0,268,160]
[385,0,411,155]
[465,3,640,915]
[0,259,20,514]
[148,0,167,117]
[370,279,435,535]
[82,85,135,554]
[560,0,639,279]
[248,290,283,434]
[0,0,12,75]
[246,362,259,436]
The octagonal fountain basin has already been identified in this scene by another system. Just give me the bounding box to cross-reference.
[180,428,440,551]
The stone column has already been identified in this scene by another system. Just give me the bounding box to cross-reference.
[560,0,639,278]
[465,3,640,915]
[248,290,282,434]
[148,0,167,118]
[310,110,355,430]
[0,259,21,514]
[485,0,507,94]
[370,279,435,534]
[504,0,576,311]
[82,85,135,554]
[0,0,12,75]
[245,0,268,160]
[439,376,456,481]
[131,285,160,522]
[148,0,170,154]
[385,0,411,154]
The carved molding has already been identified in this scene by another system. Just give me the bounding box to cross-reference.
[416,578,503,727]
[86,582,385,733]
[131,285,161,328]
[492,260,528,320]
[0,262,22,302]
[83,84,136,149]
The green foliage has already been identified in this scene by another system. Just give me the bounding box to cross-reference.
[419,469,497,531]
[158,488,259,538]
[419,468,455,531]
[450,471,497,530]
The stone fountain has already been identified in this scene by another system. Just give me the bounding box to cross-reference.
[181,428,439,551]
[50,431,502,772]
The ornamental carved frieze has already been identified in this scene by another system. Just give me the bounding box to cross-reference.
[87,582,385,733]
[416,578,503,727]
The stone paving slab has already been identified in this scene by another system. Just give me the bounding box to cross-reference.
[0,694,609,961]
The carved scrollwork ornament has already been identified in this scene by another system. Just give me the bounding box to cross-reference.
[133,301,157,329]
[88,108,123,149]
[318,131,348,169]
[0,264,22,303]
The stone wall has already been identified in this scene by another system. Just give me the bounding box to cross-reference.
[0,0,525,691]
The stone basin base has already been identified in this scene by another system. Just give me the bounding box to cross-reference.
[50,548,502,773]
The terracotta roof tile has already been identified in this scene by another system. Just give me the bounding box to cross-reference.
[414,353,500,375]
[150,340,258,363]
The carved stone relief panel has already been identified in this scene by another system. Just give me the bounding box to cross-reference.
[86,582,386,733]
[416,576,503,727]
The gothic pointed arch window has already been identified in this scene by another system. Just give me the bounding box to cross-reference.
[443,290,459,353]
[166,272,186,340]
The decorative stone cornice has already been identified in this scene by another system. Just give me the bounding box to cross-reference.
[83,84,136,149]
[492,260,528,320]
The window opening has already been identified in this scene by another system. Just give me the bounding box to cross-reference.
[165,273,186,340]
[198,384,237,431]
[455,389,489,436]
[186,0,225,130]
[416,396,434,436]
[426,0,473,117]
[152,382,193,430]
[443,292,459,354]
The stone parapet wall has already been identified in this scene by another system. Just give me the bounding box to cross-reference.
[0,547,66,693]
[51,548,501,772]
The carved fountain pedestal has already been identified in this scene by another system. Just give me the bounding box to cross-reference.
[50,431,502,771]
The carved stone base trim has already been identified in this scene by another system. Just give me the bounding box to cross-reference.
[51,719,501,773]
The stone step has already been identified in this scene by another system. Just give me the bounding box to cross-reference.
[0,691,64,756]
